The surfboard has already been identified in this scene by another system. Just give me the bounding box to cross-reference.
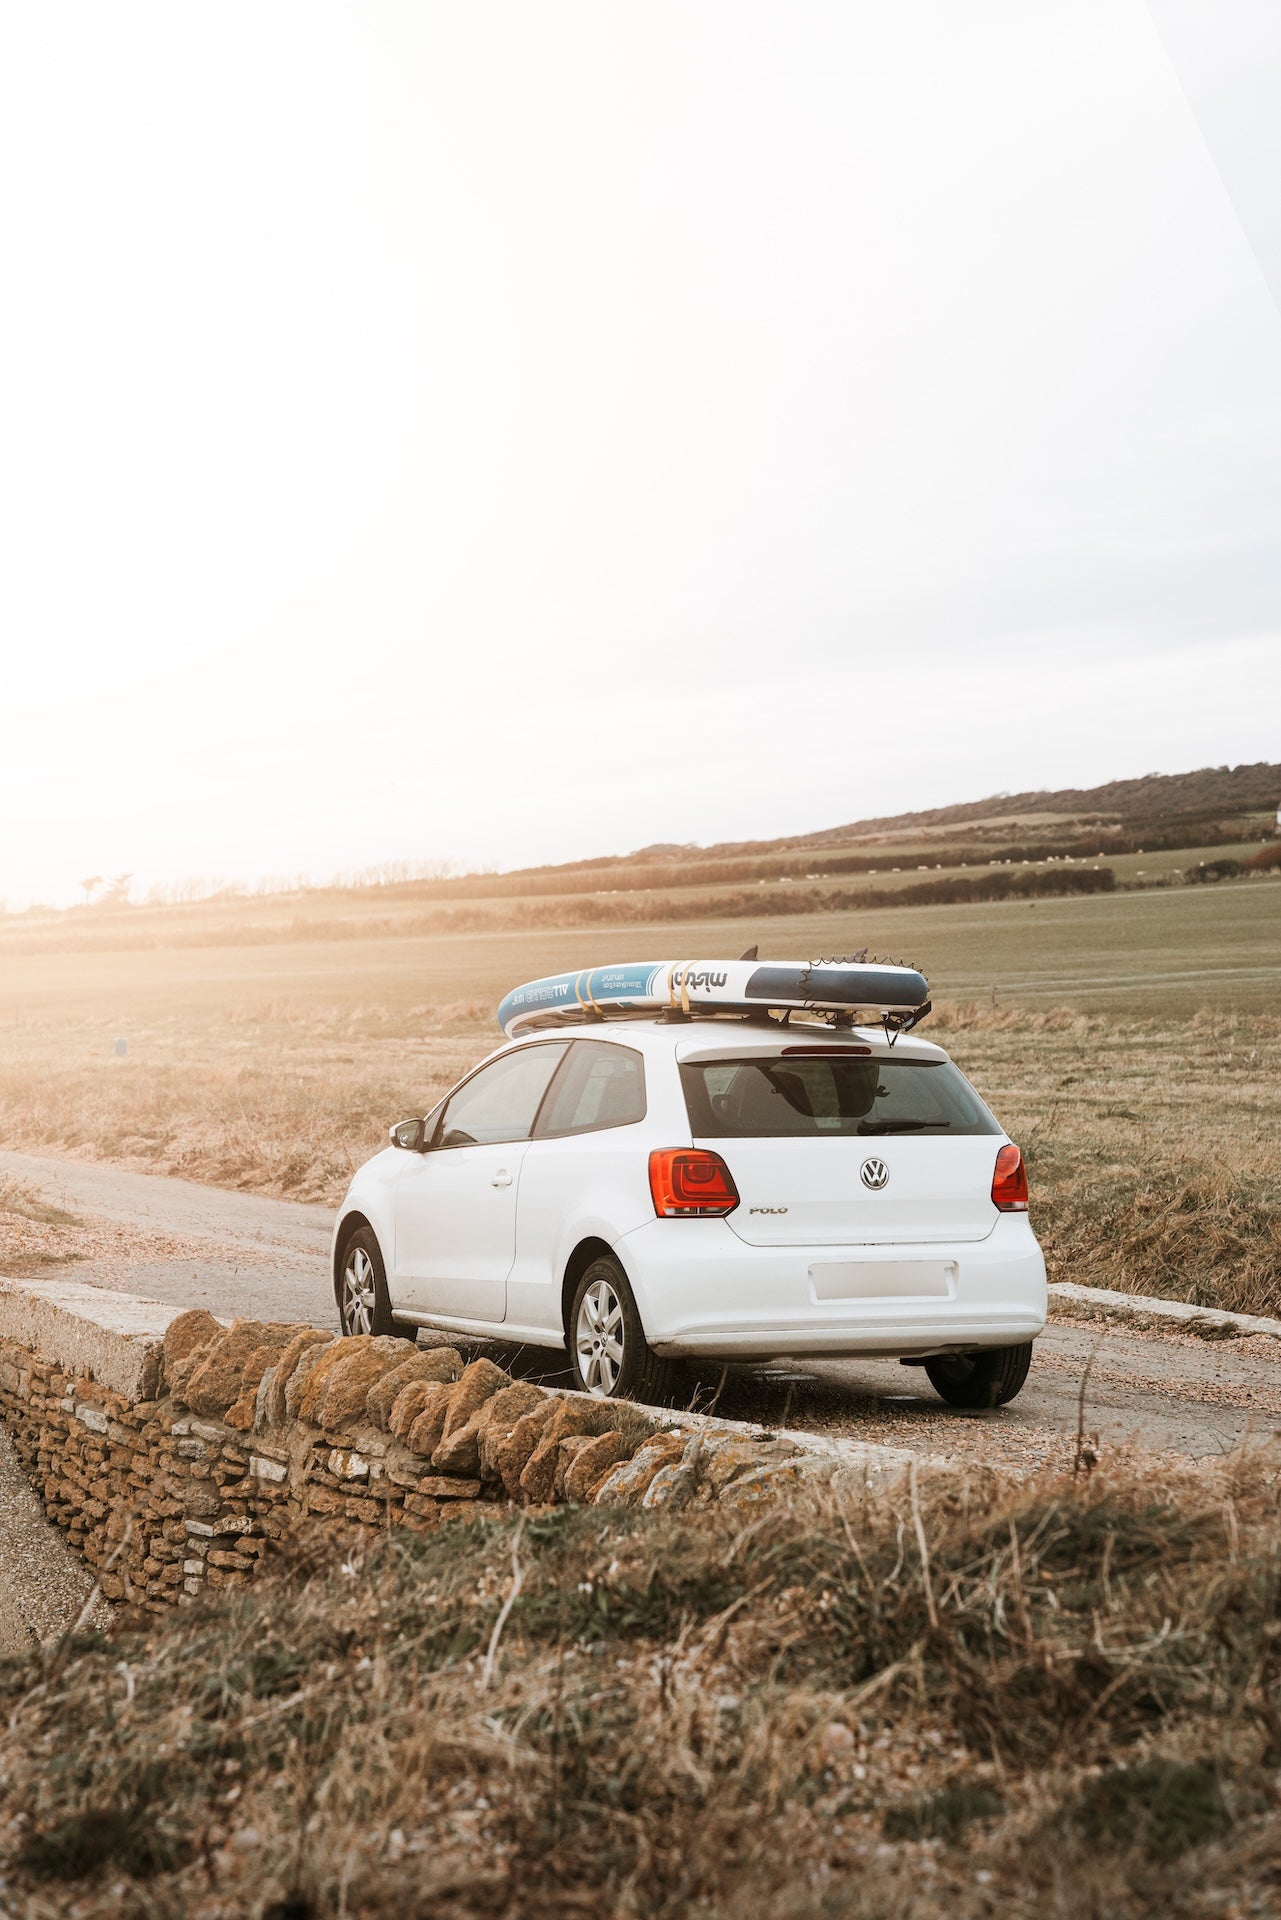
[497,957,930,1038]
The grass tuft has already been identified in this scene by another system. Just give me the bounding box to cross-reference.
[1065,1757,1231,1862]
[883,1780,1005,1840]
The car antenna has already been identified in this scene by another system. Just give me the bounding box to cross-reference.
[739,945,758,961]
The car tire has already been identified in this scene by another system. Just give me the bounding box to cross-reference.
[336,1226,416,1341]
[923,1341,1033,1409]
[569,1255,681,1405]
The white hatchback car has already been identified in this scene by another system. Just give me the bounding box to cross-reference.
[333,1017,1047,1408]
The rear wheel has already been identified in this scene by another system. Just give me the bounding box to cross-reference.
[570,1256,681,1405]
[923,1341,1033,1409]
[337,1226,415,1340]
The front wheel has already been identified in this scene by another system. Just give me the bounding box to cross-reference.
[337,1227,415,1340]
[923,1341,1033,1409]
[569,1256,681,1405]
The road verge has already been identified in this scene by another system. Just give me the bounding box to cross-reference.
[1049,1279,1281,1343]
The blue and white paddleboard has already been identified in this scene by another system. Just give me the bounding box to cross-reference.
[497,957,930,1038]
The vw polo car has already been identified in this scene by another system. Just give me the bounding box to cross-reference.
[332,1015,1047,1408]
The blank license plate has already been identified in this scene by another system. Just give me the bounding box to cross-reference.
[810,1260,956,1300]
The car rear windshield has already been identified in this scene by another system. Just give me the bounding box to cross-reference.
[680,1054,1000,1138]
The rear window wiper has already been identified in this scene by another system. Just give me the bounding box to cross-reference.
[856,1119,950,1134]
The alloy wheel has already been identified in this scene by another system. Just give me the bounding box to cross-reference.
[342,1246,376,1335]
[575,1276,625,1396]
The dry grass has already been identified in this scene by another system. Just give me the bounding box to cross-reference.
[933,1003,1281,1317]
[0,1180,82,1276]
[1,1455,1279,1917]
[0,1001,491,1206]
[2,997,1276,1316]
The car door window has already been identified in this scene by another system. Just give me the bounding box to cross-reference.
[434,1043,568,1149]
[535,1040,646,1137]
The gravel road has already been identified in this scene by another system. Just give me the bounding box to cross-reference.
[4,1148,1279,1482]
[0,1425,110,1653]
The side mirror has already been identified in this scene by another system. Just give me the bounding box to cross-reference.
[389,1116,425,1152]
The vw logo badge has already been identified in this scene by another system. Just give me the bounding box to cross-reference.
[860,1156,890,1191]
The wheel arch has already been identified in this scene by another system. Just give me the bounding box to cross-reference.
[333,1210,375,1299]
[560,1236,619,1340]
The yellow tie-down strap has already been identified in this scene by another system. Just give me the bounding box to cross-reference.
[574,971,604,1017]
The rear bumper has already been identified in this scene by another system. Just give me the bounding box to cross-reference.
[615,1213,1047,1359]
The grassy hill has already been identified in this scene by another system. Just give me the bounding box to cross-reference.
[4,763,1278,950]
[735,757,1281,847]
[456,759,1281,884]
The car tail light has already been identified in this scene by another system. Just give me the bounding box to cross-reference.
[649,1148,739,1217]
[991,1143,1029,1211]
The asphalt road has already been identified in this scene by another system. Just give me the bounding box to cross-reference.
[4,1148,1279,1473]
[0,1148,333,1324]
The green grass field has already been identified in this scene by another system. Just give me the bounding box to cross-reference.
[2,870,1277,1024]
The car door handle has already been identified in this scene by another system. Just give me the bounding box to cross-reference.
[491,1169,513,1188]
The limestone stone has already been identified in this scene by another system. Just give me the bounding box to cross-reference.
[552,1434,598,1499]
[389,1378,445,1440]
[161,1309,223,1382]
[314,1341,414,1432]
[437,1500,484,1525]
[489,1400,556,1497]
[264,1329,333,1429]
[429,1378,542,1478]
[295,1335,403,1425]
[438,1359,511,1447]
[167,1336,225,1404]
[404,1383,453,1458]
[327,1449,370,1480]
[0,1276,170,1400]
[223,1390,255,1434]
[182,1322,295,1420]
[700,1436,800,1491]
[224,1344,292,1432]
[248,1452,287,1483]
[283,1339,335,1422]
[642,1439,702,1510]
[401,1493,442,1522]
[718,1460,810,1507]
[480,1379,546,1434]
[470,1382,553,1482]
[365,1349,463,1429]
[561,1429,624,1504]
[517,1402,598,1505]
[251,1367,276,1434]
[431,1414,486,1477]
[592,1433,686,1505]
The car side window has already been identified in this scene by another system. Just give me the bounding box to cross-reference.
[434,1043,569,1149]
[535,1040,646,1137]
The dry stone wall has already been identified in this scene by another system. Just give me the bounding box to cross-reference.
[0,1281,830,1613]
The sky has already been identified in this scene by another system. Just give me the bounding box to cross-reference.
[2,2,1280,907]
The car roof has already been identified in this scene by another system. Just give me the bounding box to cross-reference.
[496,1018,946,1063]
